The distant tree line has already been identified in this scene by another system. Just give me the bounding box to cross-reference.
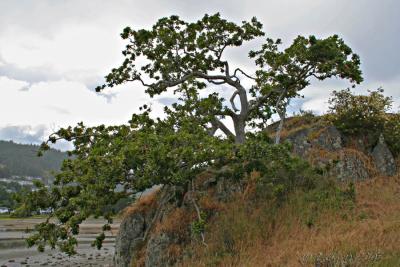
[0,141,67,178]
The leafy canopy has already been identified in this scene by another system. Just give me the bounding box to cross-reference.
[96,13,362,143]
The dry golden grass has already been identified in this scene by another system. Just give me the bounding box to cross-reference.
[179,175,400,267]
[122,188,160,218]
[199,195,225,213]
[306,148,340,166]
[155,207,193,239]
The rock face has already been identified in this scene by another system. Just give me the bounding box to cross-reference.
[285,126,396,180]
[335,149,372,181]
[114,174,241,267]
[285,127,313,157]
[286,126,342,157]
[114,197,157,267]
[144,233,175,267]
[371,135,396,176]
[114,186,189,267]
[311,126,342,151]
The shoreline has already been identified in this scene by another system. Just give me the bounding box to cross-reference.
[0,217,120,267]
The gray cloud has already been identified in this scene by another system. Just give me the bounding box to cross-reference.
[1,0,399,84]
[0,61,58,84]
[157,97,176,106]
[0,125,47,145]
[0,125,72,151]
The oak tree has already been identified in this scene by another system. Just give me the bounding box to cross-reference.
[97,13,362,144]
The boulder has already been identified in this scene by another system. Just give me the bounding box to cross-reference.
[334,149,371,181]
[371,135,396,176]
[114,194,158,267]
[145,233,176,267]
[286,126,342,158]
[114,211,148,267]
[285,125,377,181]
[285,127,313,157]
[310,126,342,151]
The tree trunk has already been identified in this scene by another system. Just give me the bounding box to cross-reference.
[233,117,246,144]
[275,108,286,145]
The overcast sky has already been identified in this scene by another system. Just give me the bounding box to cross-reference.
[0,0,399,149]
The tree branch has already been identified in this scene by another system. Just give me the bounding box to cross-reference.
[248,87,282,113]
[190,180,207,247]
[230,91,240,112]
[212,118,235,139]
[233,68,256,80]
[207,123,219,136]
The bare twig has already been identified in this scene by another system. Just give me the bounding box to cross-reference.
[190,181,207,247]
[233,68,256,80]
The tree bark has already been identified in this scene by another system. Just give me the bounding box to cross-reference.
[275,108,286,144]
[233,117,246,144]
[274,89,288,145]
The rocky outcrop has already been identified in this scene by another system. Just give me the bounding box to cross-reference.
[285,127,313,157]
[371,135,396,176]
[310,126,342,151]
[285,126,342,157]
[115,124,398,267]
[114,201,156,267]
[335,149,372,181]
[285,125,396,180]
[144,233,175,267]
[114,173,241,267]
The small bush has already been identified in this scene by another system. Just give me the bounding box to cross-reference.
[328,88,392,139]
[384,114,400,156]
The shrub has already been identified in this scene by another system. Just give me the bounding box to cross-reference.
[328,88,392,139]
[384,114,400,157]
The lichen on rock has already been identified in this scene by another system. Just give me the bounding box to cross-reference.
[371,134,396,176]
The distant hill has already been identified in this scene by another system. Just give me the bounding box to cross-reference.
[0,140,67,179]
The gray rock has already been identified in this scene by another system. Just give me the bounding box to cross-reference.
[311,126,342,151]
[371,135,396,176]
[286,126,380,181]
[285,127,313,157]
[335,149,371,181]
[286,126,342,157]
[114,210,150,267]
[145,233,175,267]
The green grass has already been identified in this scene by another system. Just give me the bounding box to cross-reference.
[372,253,400,267]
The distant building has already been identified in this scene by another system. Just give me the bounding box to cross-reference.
[0,207,9,214]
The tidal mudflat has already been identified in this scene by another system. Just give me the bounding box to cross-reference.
[0,217,120,267]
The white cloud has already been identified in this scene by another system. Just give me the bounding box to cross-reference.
[0,76,159,140]
[0,23,124,86]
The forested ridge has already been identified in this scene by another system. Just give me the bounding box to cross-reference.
[0,140,67,178]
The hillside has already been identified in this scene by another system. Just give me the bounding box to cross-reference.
[114,113,400,267]
[0,140,67,178]
[177,175,400,266]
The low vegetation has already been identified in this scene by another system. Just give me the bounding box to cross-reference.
[176,173,400,266]
[328,88,400,155]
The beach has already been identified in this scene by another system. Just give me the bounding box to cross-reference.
[0,217,120,267]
